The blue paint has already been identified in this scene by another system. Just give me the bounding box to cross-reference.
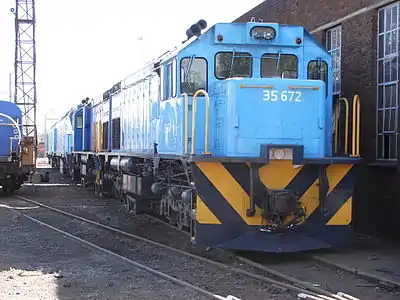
[83,105,91,151]
[48,21,343,162]
[72,108,83,151]
[0,100,22,157]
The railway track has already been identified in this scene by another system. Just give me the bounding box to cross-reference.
[150,215,400,298]
[4,194,360,300]
[146,213,400,290]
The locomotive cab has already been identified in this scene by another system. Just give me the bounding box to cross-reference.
[179,22,335,160]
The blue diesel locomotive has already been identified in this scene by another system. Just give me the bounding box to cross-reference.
[48,20,361,252]
[0,100,32,192]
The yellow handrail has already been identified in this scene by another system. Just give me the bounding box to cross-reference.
[288,86,320,91]
[191,89,210,155]
[351,94,361,157]
[334,97,349,155]
[182,93,189,154]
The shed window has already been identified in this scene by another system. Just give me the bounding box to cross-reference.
[377,3,400,160]
[261,54,298,78]
[325,26,342,95]
[180,57,207,95]
[215,52,252,79]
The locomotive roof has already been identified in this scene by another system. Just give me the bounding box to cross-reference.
[0,100,22,116]
[121,21,311,88]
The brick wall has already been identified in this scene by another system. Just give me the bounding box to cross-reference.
[236,0,385,31]
[341,11,378,162]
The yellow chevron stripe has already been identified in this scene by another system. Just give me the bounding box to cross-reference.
[196,196,221,224]
[259,160,302,189]
[299,179,319,217]
[195,161,355,227]
[195,162,262,225]
[326,164,352,194]
[327,197,352,225]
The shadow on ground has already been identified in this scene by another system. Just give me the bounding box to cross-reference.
[0,176,200,300]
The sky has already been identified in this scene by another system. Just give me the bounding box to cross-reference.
[0,0,264,134]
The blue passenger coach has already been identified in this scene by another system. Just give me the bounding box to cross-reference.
[51,20,362,252]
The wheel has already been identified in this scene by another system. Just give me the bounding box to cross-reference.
[168,211,177,226]
[94,182,101,198]
[2,185,14,195]
[176,213,183,230]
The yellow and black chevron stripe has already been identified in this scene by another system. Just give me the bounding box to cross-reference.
[191,161,358,250]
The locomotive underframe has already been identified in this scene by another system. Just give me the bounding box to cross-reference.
[71,150,360,252]
[0,159,27,193]
[72,152,313,236]
[73,152,197,236]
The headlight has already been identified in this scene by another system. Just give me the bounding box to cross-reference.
[269,148,293,160]
[250,26,276,40]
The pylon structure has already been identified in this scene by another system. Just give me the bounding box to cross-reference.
[12,0,37,151]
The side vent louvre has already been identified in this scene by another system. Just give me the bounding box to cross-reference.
[102,121,109,151]
[112,117,121,150]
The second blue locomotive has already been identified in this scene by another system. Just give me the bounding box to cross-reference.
[0,100,33,192]
[47,20,362,252]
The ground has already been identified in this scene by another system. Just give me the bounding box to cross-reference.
[1,167,399,300]
[0,198,207,300]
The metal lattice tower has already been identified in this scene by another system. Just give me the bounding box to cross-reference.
[12,0,37,147]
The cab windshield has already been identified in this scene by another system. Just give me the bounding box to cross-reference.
[261,53,298,78]
[215,52,252,79]
[214,51,298,79]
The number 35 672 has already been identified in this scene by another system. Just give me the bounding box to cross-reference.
[263,90,302,102]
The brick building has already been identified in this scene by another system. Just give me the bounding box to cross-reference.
[235,0,400,238]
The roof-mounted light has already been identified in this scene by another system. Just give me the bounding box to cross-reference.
[186,19,208,40]
[250,26,276,40]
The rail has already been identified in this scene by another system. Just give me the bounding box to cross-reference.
[14,194,361,300]
[333,95,361,157]
[190,89,210,155]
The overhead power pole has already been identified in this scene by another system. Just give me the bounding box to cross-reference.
[11,0,37,151]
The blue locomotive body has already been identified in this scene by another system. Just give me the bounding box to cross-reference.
[0,100,30,192]
[0,100,22,157]
[49,21,362,252]
[80,23,332,159]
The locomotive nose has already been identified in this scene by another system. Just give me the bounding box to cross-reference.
[225,78,326,159]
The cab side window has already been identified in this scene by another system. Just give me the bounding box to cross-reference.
[75,115,83,129]
[161,58,177,100]
[180,57,207,95]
